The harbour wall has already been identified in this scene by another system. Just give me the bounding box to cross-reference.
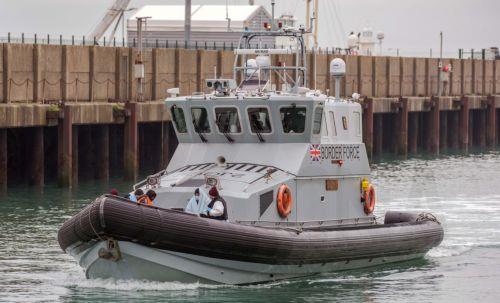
[0,43,499,188]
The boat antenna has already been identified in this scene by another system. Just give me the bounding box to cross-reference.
[225,0,231,31]
[271,0,276,30]
[184,0,191,46]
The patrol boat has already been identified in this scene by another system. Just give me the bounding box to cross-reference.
[58,26,443,285]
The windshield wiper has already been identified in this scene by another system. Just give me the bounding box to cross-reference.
[216,120,234,143]
[251,118,265,143]
[193,120,208,143]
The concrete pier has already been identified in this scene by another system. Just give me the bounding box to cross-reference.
[0,42,499,187]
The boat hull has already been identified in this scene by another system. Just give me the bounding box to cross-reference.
[59,195,443,284]
[72,240,425,284]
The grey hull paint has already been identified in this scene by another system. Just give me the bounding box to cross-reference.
[74,240,426,285]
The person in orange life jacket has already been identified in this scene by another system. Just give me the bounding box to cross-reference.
[137,189,156,206]
[206,186,228,220]
[146,189,157,204]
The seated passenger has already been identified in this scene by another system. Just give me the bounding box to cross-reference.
[185,188,209,215]
[206,186,228,221]
[137,191,154,206]
[125,189,143,202]
[146,189,157,204]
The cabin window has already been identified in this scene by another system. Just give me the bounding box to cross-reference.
[329,112,337,136]
[342,116,348,130]
[312,107,323,135]
[170,106,187,133]
[353,112,361,136]
[191,107,211,133]
[215,107,242,133]
[248,107,272,133]
[280,106,306,134]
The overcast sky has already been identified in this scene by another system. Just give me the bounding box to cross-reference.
[0,0,499,57]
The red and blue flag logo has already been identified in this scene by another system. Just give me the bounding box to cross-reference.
[309,144,321,161]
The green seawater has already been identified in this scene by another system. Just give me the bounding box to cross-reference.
[1,152,500,303]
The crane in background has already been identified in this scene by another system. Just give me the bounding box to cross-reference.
[88,0,133,44]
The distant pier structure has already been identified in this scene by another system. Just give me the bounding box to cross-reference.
[126,5,275,47]
[0,41,499,189]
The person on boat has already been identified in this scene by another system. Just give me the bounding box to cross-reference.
[137,191,154,206]
[110,188,119,196]
[205,186,228,221]
[185,188,210,215]
[125,188,143,202]
[146,189,157,204]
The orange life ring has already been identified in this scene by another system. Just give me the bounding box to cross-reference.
[277,184,293,218]
[363,184,376,214]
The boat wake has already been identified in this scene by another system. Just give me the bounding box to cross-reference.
[428,241,500,258]
[61,275,294,292]
[60,275,234,291]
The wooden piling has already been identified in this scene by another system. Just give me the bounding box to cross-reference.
[0,129,7,190]
[30,127,44,186]
[486,96,497,147]
[96,125,109,180]
[58,106,73,187]
[459,97,470,151]
[362,98,374,160]
[124,102,138,181]
[426,97,440,154]
[373,114,383,156]
[396,98,408,156]
[439,111,448,151]
[408,112,419,154]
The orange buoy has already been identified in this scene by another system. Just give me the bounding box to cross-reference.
[363,184,376,214]
[277,184,293,218]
